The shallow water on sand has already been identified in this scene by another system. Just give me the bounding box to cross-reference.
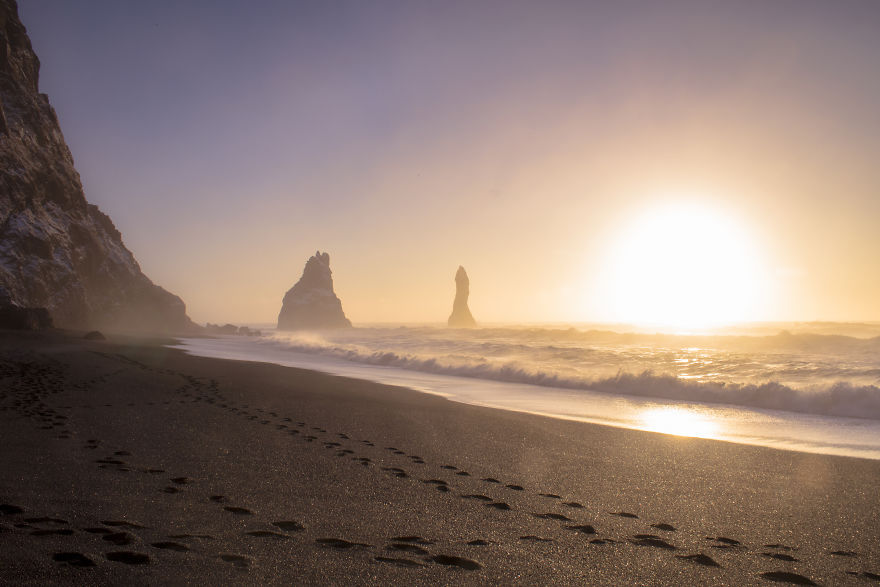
[173,324,880,460]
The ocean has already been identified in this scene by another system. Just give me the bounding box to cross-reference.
[173,322,880,460]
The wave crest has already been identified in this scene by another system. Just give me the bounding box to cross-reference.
[261,334,880,420]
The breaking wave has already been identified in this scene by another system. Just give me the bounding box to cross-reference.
[259,328,880,420]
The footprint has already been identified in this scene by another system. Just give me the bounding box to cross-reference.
[151,541,189,552]
[431,554,481,571]
[84,527,112,534]
[710,537,741,546]
[223,507,254,516]
[677,553,720,567]
[830,550,857,557]
[272,521,305,532]
[25,517,68,525]
[390,536,435,545]
[630,535,676,550]
[461,495,493,502]
[388,543,429,555]
[316,538,371,549]
[533,513,571,521]
[32,529,75,536]
[520,536,554,543]
[101,520,147,529]
[105,551,151,565]
[382,467,408,478]
[566,524,597,535]
[759,571,816,585]
[244,531,289,540]
[762,552,799,562]
[53,552,96,567]
[103,532,134,545]
[375,556,425,568]
[220,554,250,568]
[706,536,741,549]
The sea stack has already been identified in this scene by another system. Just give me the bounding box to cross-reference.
[0,0,198,332]
[277,251,352,330]
[447,266,476,328]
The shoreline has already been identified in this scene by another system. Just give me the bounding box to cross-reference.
[173,335,880,462]
[1,329,878,584]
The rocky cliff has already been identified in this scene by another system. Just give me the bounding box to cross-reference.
[448,266,476,327]
[0,0,198,332]
[277,251,352,330]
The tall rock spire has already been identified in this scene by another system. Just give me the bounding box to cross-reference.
[277,251,352,330]
[447,266,476,328]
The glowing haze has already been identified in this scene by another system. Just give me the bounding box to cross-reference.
[20,1,880,327]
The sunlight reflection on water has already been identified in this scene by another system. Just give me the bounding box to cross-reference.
[637,407,721,439]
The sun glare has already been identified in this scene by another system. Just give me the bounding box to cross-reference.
[638,407,720,439]
[600,201,764,330]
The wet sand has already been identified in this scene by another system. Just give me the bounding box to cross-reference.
[0,329,878,585]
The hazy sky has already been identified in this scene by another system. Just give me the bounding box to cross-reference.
[19,1,880,325]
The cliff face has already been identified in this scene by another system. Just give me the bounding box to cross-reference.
[0,0,198,332]
[447,266,476,328]
[277,251,352,330]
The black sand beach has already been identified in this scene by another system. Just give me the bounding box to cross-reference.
[1,330,878,585]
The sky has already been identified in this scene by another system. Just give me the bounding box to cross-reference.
[18,0,880,326]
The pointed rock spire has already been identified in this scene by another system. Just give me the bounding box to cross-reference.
[447,266,476,328]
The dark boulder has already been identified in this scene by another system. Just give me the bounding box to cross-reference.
[0,304,52,330]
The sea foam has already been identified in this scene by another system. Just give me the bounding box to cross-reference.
[256,326,880,420]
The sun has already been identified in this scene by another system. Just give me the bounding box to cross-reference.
[598,201,765,330]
